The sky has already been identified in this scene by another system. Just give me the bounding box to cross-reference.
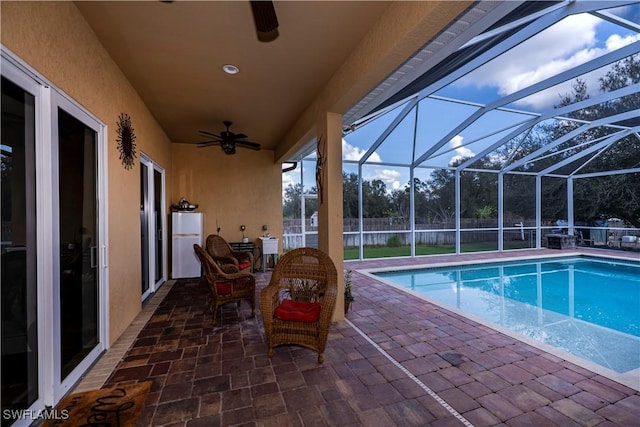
[283,4,640,200]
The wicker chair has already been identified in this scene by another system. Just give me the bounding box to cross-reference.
[206,234,254,273]
[193,244,255,325]
[260,247,337,363]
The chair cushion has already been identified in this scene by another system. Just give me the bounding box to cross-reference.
[216,281,232,295]
[234,277,252,290]
[274,299,321,323]
[238,260,252,271]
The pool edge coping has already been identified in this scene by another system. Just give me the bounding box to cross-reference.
[356,252,640,393]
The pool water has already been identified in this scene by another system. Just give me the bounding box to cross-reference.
[375,256,640,373]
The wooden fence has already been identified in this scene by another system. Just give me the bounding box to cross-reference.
[282,218,537,249]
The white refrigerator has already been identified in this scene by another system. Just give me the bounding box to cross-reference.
[171,212,203,279]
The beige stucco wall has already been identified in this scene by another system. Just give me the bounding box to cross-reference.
[171,144,283,262]
[1,1,174,343]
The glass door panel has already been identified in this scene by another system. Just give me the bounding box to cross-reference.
[153,169,163,284]
[1,76,39,418]
[57,108,98,380]
[140,154,165,300]
[141,163,150,297]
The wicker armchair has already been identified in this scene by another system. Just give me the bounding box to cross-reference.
[194,244,255,325]
[206,234,254,273]
[260,247,337,363]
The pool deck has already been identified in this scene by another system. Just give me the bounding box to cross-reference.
[74,248,640,426]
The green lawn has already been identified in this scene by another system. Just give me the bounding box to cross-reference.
[343,240,532,260]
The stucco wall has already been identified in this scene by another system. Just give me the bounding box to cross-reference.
[171,144,283,264]
[1,1,174,343]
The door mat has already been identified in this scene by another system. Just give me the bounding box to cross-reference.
[43,381,152,426]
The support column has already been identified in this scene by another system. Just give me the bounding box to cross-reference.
[455,170,461,254]
[567,177,574,236]
[536,176,542,248]
[498,173,504,251]
[317,112,345,320]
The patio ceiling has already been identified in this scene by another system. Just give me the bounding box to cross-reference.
[73,0,639,176]
[73,1,512,158]
[342,1,640,179]
[73,0,393,150]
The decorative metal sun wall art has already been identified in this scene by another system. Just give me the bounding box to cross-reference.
[116,113,137,170]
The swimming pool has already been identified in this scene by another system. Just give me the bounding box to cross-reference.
[374,256,640,374]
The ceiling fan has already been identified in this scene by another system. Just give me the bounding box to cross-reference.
[198,121,261,155]
[161,1,279,42]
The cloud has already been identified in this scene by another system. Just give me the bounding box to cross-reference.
[343,139,404,191]
[342,139,381,162]
[453,14,639,110]
[449,135,475,165]
[606,32,640,50]
[281,169,297,198]
[363,166,402,191]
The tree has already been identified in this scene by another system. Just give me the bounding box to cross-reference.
[282,183,302,219]
[486,55,640,227]
[362,179,390,218]
[388,187,410,227]
[556,55,640,227]
[426,168,456,223]
[342,173,359,219]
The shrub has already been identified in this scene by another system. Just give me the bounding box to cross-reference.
[387,235,402,247]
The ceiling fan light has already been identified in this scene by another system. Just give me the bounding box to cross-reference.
[222,64,240,75]
[250,1,279,42]
[221,140,236,155]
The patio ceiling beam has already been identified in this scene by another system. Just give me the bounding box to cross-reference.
[411,2,580,106]
[454,84,639,173]
[592,4,640,33]
[276,1,473,162]
[358,97,418,166]
[569,133,639,177]
[574,167,640,179]
[373,5,570,162]
[460,1,567,50]
[503,109,640,173]
[536,126,638,177]
[353,0,636,132]
[465,1,638,50]
[344,1,525,129]
[414,39,640,168]
[530,132,617,167]
[433,117,534,165]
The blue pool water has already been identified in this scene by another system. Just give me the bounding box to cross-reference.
[375,256,640,373]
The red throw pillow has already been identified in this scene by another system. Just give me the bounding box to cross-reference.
[274,299,321,323]
[215,281,232,295]
[238,261,252,270]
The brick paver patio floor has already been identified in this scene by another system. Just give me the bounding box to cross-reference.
[76,249,640,426]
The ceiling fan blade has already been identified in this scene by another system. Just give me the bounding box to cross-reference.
[199,130,222,139]
[234,133,248,139]
[250,0,279,42]
[196,140,221,147]
[236,141,261,150]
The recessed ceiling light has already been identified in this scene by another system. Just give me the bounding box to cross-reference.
[222,64,240,75]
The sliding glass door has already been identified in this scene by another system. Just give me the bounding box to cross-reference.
[2,50,107,423]
[140,153,166,301]
[51,92,105,397]
[55,107,99,380]
[1,75,39,422]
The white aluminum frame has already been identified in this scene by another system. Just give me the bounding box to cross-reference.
[1,46,109,418]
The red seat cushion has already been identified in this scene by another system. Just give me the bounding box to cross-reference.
[238,261,252,271]
[215,281,232,295]
[234,277,251,290]
[274,299,321,323]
